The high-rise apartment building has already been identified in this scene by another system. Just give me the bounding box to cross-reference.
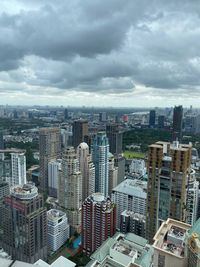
[158,115,165,129]
[77,142,95,201]
[2,183,47,263]
[92,132,109,196]
[172,105,183,141]
[72,120,88,148]
[114,154,125,184]
[81,193,116,256]
[47,209,70,252]
[146,141,192,243]
[108,153,118,196]
[106,124,123,155]
[48,159,62,198]
[39,128,61,192]
[58,147,82,233]
[11,152,26,186]
[149,110,156,128]
[112,179,147,229]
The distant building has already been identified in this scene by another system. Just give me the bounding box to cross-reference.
[99,112,107,122]
[64,108,69,120]
[112,179,147,229]
[129,158,146,176]
[82,193,116,256]
[72,120,88,148]
[158,115,165,128]
[92,132,109,196]
[120,210,146,238]
[39,128,61,192]
[149,110,156,128]
[114,154,125,184]
[47,209,70,252]
[106,123,123,155]
[2,183,47,263]
[172,105,183,141]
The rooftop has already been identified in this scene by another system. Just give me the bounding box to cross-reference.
[47,209,66,221]
[10,182,38,200]
[153,218,190,258]
[112,179,147,198]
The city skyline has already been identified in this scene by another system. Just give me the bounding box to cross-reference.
[0,1,199,107]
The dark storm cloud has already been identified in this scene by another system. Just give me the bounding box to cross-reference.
[0,0,200,96]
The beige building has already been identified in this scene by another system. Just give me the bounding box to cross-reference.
[77,142,95,201]
[39,128,61,192]
[146,141,192,243]
[58,147,82,233]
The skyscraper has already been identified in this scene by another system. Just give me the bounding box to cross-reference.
[146,141,192,243]
[149,110,156,128]
[158,115,165,129]
[58,147,82,233]
[92,132,109,196]
[11,152,26,186]
[106,123,123,155]
[72,120,88,148]
[64,108,69,120]
[108,152,118,196]
[77,142,95,201]
[172,105,183,141]
[39,128,61,192]
[82,193,116,256]
[2,183,47,263]
[48,159,62,198]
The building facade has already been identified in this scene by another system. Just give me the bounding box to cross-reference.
[92,132,109,196]
[81,193,116,256]
[48,159,62,198]
[146,141,192,243]
[58,147,82,233]
[2,183,47,263]
[39,128,61,192]
[106,124,123,155]
[47,209,70,252]
[172,105,183,141]
[72,120,88,148]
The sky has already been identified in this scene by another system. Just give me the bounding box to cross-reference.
[0,0,200,107]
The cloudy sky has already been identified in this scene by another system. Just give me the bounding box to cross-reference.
[0,0,200,107]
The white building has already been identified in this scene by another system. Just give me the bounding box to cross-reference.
[47,209,70,252]
[108,153,118,196]
[11,152,26,186]
[129,159,146,176]
[48,159,62,198]
[187,169,199,225]
[112,179,147,229]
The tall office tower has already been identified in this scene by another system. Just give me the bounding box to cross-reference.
[82,193,116,256]
[114,154,125,184]
[153,218,190,267]
[112,179,147,229]
[0,181,9,237]
[48,159,62,198]
[106,123,123,155]
[108,153,118,196]
[72,120,88,148]
[39,128,61,192]
[2,183,47,263]
[64,108,68,120]
[77,142,95,201]
[47,209,70,252]
[92,132,109,196]
[58,147,82,233]
[149,110,156,128]
[158,115,165,129]
[146,141,192,243]
[11,152,26,186]
[172,105,183,141]
[99,112,107,122]
[120,210,146,238]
